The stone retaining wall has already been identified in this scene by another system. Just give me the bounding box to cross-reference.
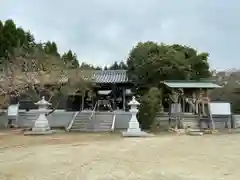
[232,115,240,128]
[0,109,240,130]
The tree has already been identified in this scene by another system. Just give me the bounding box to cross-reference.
[0,47,92,115]
[118,61,128,70]
[16,27,27,47]
[137,87,162,129]
[109,61,119,70]
[95,66,102,70]
[79,62,102,70]
[24,31,35,48]
[1,19,18,58]
[170,44,211,80]
[0,61,27,110]
[108,61,128,70]
[127,42,211,94]
[62,50,79,68]
[79,62,93,69]
[44,41,60,57]
[0,19,93,114]
[0,19,36,59]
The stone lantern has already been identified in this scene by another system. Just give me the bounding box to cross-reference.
[24,96,55,135]
[122,96,152,137]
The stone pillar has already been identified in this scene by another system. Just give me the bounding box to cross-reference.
[24,96,55,135]
[122,96,152,137]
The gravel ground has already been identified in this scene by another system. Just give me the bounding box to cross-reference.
[0,132,239,180]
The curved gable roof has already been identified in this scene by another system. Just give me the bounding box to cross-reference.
[92,70,128,83]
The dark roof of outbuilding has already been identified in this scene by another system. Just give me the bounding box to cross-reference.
[162,80,221,89]
[92,70,128,83]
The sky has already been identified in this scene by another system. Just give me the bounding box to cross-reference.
[1,0,239,70]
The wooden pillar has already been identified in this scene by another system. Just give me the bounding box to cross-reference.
[168,100,171,128]
[182,89,185,113]
[182,97,185,113]
[93,89,97,110]
[112,84,117,110]
[81,95,84,110]
[189,102,192,113]
[195,101,199,115]
[123,88,126,111]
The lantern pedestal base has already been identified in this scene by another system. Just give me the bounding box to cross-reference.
[24,113,56,136]
[121,111,153,137]
[122,130,153,137]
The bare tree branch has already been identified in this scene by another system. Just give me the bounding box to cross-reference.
[0,47,93,114]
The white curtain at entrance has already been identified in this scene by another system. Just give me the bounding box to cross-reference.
[97,90,112,95]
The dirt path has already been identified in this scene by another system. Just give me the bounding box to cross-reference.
[0,132,239,180]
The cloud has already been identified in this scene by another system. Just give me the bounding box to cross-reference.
[1,0,240,69]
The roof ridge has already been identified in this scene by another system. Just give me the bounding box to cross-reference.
[163,79,215,83]
[94,69,126,72]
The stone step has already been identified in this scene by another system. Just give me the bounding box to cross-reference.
[71,125,90,129]
[72,120,112,124]
[74,117,90,121]
[71,123,90,127]
[70,128,111,132]
[72,122,93,126]
[73,118,90,121]
[73,124,112,127]
[188,128,202,132]
[75,114,91,116]
[71,125,92,129]
[72,120,91,124]
[187,131,204,136]
[70,129,90,132]
[186,128,204,136]
[71,124,112,130]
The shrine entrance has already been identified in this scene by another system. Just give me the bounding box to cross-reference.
[66,95,82,111]
[162,80,221,130]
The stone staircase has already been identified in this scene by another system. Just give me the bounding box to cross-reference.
[181,113,200,129]
[69,111,92,132]
[68,111,115,132]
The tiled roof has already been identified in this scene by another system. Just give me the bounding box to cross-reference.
[92,70,128,83]
[163,80,221,89]
[0,69,128,86]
